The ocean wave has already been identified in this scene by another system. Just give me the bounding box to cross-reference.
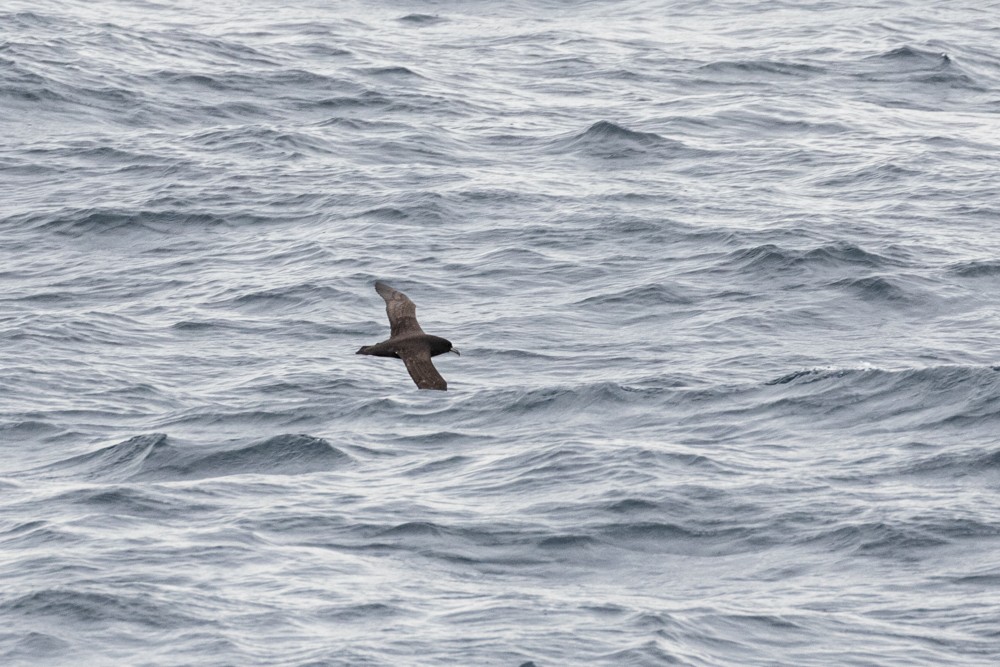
[39,433,173,481]
[596,520,749,555]
[858,44,983,91]
[468,382,662,417]
[353,192,456,225]
[0,631,70,664]
[0,520,80,550]
[574,282,695,306]
[398,14,446,25]
[869,45,957,68]
[50,485,215,519]
[766,366,1000,388]
[1,589,201,628]
[725,241,901,275]
[797,517,996,556]
[155,67,352,93]
[300,89,393,111]
[697,59,826,78]
[0,55,71,105]
[766,364,1000,389]
[760,365,1000,430]
[34,433,348,482]
[355,65,425,79]
[1,11,60,29]
[0,420,61,439]
[703,109,851,136]
[893,447,1000,478]
[4,207,232,235]
[224,283,350,314]
[813,161,924,190]
[185,125,337,157]
[948,259,1000,278]
[547,120,687,159]
[830,274,914,302]
[315,602,404,623]
[0,49,147,115]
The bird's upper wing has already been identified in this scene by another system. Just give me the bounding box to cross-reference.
[375,281,424,338]
[400,349,447,391]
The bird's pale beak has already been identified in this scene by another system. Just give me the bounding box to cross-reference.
[450,348,461,356]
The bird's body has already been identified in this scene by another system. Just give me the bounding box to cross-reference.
[357,281,458,390]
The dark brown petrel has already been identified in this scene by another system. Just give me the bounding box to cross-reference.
[356,281,459,390]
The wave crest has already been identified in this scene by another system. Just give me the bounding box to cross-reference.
[548,120,686,159]
[35,433,348,482]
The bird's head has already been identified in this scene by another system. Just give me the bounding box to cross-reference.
[429,336,459,357]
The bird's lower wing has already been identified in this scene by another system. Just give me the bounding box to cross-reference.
[401,351,447,390]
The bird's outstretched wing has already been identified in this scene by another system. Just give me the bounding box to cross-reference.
[400,349,447,390]
[375,281,424,338]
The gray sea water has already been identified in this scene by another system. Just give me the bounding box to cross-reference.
[3,0,1000,665]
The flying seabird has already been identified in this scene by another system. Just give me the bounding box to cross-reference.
[356,281,459,390]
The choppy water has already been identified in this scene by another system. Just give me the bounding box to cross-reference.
[3,1,1000,665]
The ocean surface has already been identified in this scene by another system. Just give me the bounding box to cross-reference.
[3,0,1000,664]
